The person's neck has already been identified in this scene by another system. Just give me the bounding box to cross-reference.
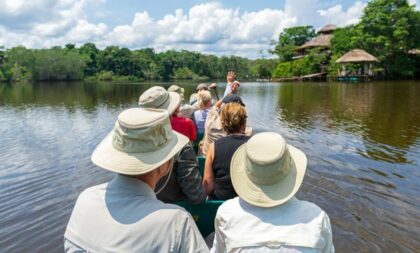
[136,172,160,190]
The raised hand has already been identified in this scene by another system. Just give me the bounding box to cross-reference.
[208,83,217,89]
[227,71,236,83]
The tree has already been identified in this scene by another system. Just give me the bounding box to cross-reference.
[357,0,420,77]
[79,43,99,76]
[272,26,316,61]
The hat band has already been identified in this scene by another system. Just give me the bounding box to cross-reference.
[245,149,292,185]
[139,93,170,109]
[112,118,173,153]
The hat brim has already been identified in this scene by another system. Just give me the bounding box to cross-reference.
[167,92,181,115]
[230,144,307,208]
[91,130,188,175]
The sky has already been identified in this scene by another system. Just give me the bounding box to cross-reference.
[0,0,419,58]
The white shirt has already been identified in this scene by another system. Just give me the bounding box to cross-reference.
[211,197,334,253]
[223,83,232,97]
[64,174,209,253]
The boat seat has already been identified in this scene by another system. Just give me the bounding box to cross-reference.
[176,200,224,237]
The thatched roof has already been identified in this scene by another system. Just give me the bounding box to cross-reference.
[318,24,337,34]
[336,49,379,63]
[297,34,332,50]
[408,49,420,55]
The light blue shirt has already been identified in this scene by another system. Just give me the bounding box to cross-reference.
[194,108,210,134]
[64,174,208,253]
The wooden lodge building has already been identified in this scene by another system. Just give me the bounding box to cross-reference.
[294,24,337,59]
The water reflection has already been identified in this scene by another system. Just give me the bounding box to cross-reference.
[274,81,420,164]
[0,81,420,252]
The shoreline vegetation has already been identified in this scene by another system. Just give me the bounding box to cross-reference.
[0,0,419,84]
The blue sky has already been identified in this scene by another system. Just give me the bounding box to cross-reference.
[0,0,418,58]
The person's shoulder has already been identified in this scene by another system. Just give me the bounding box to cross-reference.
[291,198,329,219]
[217,197,241,215]
[78,183,107,198]
[293,198,324,211]
[159,203,194,219]
[183,117,195,126]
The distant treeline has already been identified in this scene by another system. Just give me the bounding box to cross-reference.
[0,44,276,82]
[1,0,419,82]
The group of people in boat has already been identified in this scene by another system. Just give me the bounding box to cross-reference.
[64,72,335,252]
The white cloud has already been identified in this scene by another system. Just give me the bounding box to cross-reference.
[318,1,366,27]
[408,0,420,9]
[0,0,373,58]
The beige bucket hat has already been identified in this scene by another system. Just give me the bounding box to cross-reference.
[139,86,181,115]
[91,108,188,175]
[167,85,185,101]
[230,132,307,207]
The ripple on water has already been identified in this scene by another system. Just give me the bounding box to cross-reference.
[1,81,420,252]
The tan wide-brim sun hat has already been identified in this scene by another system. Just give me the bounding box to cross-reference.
[138,86,181,115]
[167,85,185,101]
[231,132,307,207]
[91,108,188,175]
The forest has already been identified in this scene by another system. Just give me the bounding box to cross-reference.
[0,0,419,82]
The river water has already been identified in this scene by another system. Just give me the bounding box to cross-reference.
[0,81,419,252]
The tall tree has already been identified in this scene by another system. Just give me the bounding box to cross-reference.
[358,0,420,77]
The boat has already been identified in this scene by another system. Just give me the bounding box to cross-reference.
[175,134,223,237]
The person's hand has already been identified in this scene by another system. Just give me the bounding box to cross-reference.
[227,71,236,83]
[208,83,217,89]
[231,81,240,94]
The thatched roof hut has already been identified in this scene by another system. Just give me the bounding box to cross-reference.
[336,49,379,63]
[297,34,332,50]
[318,24,337,34]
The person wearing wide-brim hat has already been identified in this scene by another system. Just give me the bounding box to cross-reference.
[64,108,208,252]
[210,132,334,253]
[140,86,197,142]
[139,85,206,205]
[168,84,196,118]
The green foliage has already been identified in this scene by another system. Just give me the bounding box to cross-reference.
[273,26,316,62]
[328,0,420,78]
[251,59,277,78]
[9,63,32,81]
[272,50,328,78]
[32,49,86,81]
[0,69,5,81]
[174,67,196,79]
[357,0,420,77]
[96,71,114,81]
[275,0,420,79]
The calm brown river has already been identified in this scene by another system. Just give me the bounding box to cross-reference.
[0,81,419,252]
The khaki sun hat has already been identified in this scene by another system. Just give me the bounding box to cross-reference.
[167,84,185,102]
[230,132,307,207]
[139,86,181,115]
[91,108,188,175]
[196,83,209,91]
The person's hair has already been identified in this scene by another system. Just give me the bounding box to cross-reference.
[197,90,212,109]
[220,103,247,134]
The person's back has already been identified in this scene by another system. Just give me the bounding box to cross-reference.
[211,197,333,253]
[194,108,210,134]
[64,108,208,253]
[171,114,197,142]
[212,135,249,200]
[210,132,334,253]
[156,144,206,204]
[65,175,206,252]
